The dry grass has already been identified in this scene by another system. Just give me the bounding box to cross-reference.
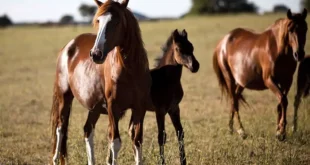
[0,14,310,165]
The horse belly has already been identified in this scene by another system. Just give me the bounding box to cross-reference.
[69,60,105,110]
[231,64,267,90]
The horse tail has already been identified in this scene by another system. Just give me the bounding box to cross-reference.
[213,48,248,106]
[213,50,229,99]
[51,81,61,154]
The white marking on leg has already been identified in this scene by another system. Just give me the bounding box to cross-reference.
[85,130,95,165]
[53,126,63,165]
[110,138,122,165]
[134,145,143,165]
[128,123,133,138]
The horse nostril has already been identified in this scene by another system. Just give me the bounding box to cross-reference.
[89,51,93,57]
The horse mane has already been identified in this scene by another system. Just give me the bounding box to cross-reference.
[154,34,174,67]
[267,18,291,54]
[92,0,149,71]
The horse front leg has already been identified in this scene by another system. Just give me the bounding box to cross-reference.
[84,109,100,165]
[156,110,166,165]
[130,106,146,165]
[106,99,122,165]
[168,106,186,165]
[265,77,287,141]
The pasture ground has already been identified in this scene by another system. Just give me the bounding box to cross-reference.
[1,14,310,165]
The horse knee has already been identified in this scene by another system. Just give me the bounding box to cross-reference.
[281,96,288,108]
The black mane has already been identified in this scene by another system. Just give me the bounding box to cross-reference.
[154,34,174,67]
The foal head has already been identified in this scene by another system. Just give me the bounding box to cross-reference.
[90,0,130,64]
[171,29,200,73]
[284,8,308,61]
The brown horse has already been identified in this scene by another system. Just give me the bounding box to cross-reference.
[50,0,151,165]
[213,9,308,141]
[293,55,310,132]
[131,29,199,165]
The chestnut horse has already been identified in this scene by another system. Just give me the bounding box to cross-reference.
[50,0,151,165]
[132,29,199,165]
[293,55,310,132]
[213,9,308,141]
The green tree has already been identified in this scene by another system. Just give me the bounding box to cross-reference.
[59,15,74,25]
[79,4,97,22]
[188,0,257,15]
[301,0,310,10]
[273,4,289,13]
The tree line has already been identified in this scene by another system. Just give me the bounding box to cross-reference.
[1,0,309,27]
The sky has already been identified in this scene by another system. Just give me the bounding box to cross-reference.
[0,0,303,23]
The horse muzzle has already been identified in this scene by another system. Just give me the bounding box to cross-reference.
[90,49,107,64]
[294,50,305,62]
[191,60,200,73]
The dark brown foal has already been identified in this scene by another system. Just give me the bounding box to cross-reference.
[130,29,199,165]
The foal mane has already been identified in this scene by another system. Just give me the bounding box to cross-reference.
[92,0,149,71]
[154,34,174,67]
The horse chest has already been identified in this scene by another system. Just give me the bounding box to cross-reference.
[70,61,104,109]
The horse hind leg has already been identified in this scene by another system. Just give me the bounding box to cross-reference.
[51,85,73,165]
[84,105,101,165]
[234,85,247,139]
[168,106,186,165]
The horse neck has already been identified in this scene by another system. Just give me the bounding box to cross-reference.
[268,19,290,56]
[157,45,179,67]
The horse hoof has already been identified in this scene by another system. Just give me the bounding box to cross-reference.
[276,132,286,141]
[237,129,247,139]
[292,126,297,133]
[159,158,166,165]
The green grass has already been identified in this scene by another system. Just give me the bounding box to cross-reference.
[1,14,310,165]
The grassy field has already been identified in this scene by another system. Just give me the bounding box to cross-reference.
[1,14,310,165]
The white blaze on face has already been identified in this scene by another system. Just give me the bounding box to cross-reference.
[92,12,112,51]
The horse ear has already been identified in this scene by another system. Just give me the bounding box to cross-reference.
[302,8,308,20]
[287,9,293,19]
[121,0,129,7]
[181,29,188,38]
[172,29,180,41]
[94,0,103,7]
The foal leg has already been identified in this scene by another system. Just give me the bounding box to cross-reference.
[51,90,73,165]
[168,106,186,165]
[84,109,101,165]
[155,110,166,165]
[293,82,308,132]
[265,77,287,141]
